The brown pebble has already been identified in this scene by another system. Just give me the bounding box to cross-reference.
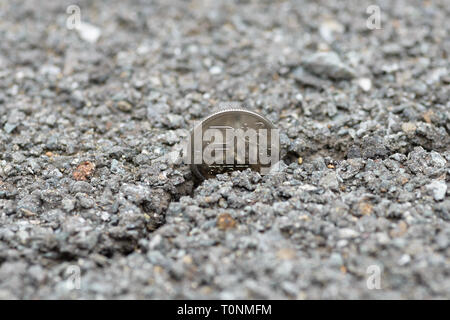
[20,208,36,217]
[390,221,408,238]
[298,157,303,165]
[73,161,95,181]
[276,248,297,260]
[153,266,164,274]
[182,255,193,265]
[358,201,373,215]
[216,213,237,230]
[117,100,132,112]
[423,110,433,124]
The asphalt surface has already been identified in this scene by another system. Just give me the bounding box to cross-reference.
[0,0,449,299]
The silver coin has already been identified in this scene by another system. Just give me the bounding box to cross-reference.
[187,108,280,181]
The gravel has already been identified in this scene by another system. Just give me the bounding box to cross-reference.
[0,0,449,299]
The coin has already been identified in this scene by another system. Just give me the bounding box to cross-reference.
[187,108,280,181]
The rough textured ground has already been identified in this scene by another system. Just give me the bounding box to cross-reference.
[0,0,449,299]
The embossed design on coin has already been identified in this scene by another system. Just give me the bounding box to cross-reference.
[185,109,280,181]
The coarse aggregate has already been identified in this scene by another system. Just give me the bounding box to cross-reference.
[0,0,449,299]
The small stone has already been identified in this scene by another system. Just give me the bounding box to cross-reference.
[149,234,163,250]
[400,177,409,185]
[358,202,373,215]
[357,78,372,91]
[426,181,447,201]
[303,51,355,80]
[70,90,86,109]
[376,233,390,245]
[346,145,361,159]
[398,254,411,266]
[390,221,408,238]
[77,22,101,43]
[110,159,125,174]
[209,66,222,75]
[62,198,76,212]
[40,64,61,78]
[422,110,433,124]
[77,194,95,209]
[216,213,237,230]
[165,114,184,128]
[319,171,339,190]
[382,43,403,56]
[360,136,388,159]
[28,265,46,283]
[73,161,95,181]
[276,248,297,260]
[48,169,63,179]
[297,157,303,165]
[338,228,359,239]
[410,81,428,96]
[402,122,417,134]
[295,93,303,102]
[4,123,17,134]
[337,240,348,247]
[430,151,446,167]
[328,252,343,267]
[20,208,36,217]
[292,66,329,88]
[71,181,93,193]
[381,63,399,73]
[116,100,133,112]
[147,103,170,124]
[319,19,344,43]
[182,255,193,265]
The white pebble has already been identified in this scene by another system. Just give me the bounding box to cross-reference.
[338,228,360,239]
[426,181,447,201]
[398,254,411,266]
[358,78,372,92]
[77,22,101,43]
[209,66,222,75]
